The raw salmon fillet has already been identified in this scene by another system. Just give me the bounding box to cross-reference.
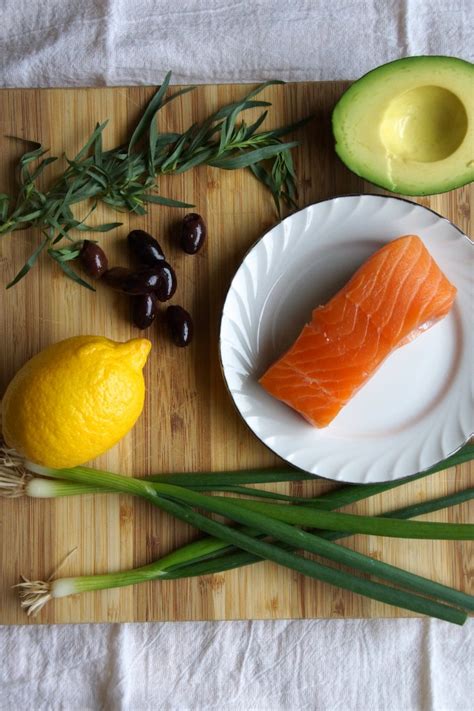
[259,235,457,427]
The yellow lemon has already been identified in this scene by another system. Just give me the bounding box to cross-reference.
[2,336,151,469]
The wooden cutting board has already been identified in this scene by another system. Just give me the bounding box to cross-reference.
[0,82,472,625]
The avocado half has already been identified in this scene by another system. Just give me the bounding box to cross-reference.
[332,56,474,195]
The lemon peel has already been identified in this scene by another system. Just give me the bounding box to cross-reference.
[2,336,151,468]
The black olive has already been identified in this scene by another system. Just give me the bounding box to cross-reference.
[79,240,109,278]
[166,305,193,347]
[103,264,177,299]
[152,262,177,302]
[102,267,134,290]
[121,268,163,295]
[180,213,206,254]
[132,293,158,329]
[127,230,165,266]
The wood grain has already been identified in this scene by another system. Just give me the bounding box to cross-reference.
[0,82,472,625]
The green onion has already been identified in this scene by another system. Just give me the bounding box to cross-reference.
[28,462,312,486]
[50,526,466,625]
[379,490,474,520]
[17,442,474,502]
[162,486,474,571]
[21,463,472,624]
[10,445,473,622]
[30,460,472,542]
[209,496,474,539]
[24,479,321,501]
[30,482,471,608]
[19,486,468,624]
[32,461,474,540]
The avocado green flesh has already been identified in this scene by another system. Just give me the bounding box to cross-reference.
[333,56,474,195]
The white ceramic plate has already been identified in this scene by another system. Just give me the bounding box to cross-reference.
[219,195,473,483]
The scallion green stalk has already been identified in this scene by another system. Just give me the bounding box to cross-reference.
[27,490,467,625]
[35,463,472,541]
[14,445,473,622]
[24,463,472,623]
[165,487,474,564]
[39,484,473,601]
[27,462,313,487]
[23,442,474,501]
[209,496,474,539]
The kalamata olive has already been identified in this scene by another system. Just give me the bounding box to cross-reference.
[102,267,134,290]
[79,240,109,278]
[103,264,177,299]
[166,305,193,347]
[132,293,158,330]
[127,229,165,266]
[152,262,177,301]
[180,213,206,254]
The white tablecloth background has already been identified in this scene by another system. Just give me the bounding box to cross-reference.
[0,1,472,709]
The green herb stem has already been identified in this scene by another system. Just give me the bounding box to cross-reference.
[1,77,311,287]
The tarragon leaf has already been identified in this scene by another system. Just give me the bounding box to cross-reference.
[11,209,44,223]
[160,85,196,109]
[128,72,172,154]
[74,221,122,232]
[256,115,313,141]
[148,108,159,177]
[28,156,58,183]
[94,123,104,168]
[209,141,299,169]
[55,258,95,290]
[240,80,285,101]
[244,111,269,139]
[160,133,189,172]
[48,245,83,262]
[141,193,194,208]
[173,147,215,173]
[6,237,49,288]
[74,121,108,162]
[210,100,271,124]
[0,193,10,221]
[2,74,307,289]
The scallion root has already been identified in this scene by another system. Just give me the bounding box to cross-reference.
[15,576,52,616]
[0,440,31,497]
[15,548,79,615]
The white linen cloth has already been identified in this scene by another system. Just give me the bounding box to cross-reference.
[0,0,472,87]
[1,620,473,710]
[0,1,472,709]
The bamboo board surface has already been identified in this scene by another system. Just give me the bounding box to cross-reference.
[0,82,472,625]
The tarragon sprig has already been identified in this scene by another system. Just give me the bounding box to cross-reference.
[0,73,310,288]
